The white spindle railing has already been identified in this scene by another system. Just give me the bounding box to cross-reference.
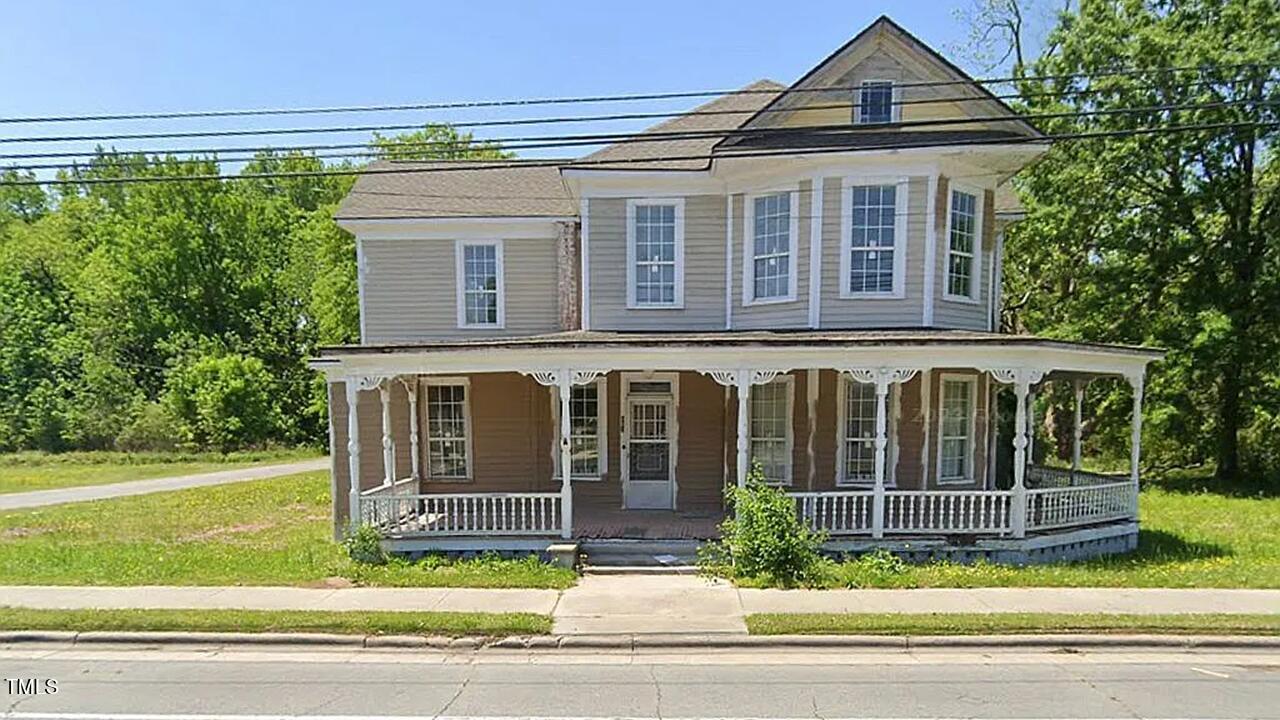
[359,492,562,536]
[792,491,875,535]
[1026,481,1135,531]
[881,490,1013,535]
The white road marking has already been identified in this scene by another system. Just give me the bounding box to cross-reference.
[0,715,1235,720]
[1189,666,1231,678]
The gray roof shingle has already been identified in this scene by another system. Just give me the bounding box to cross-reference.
[334,159,576,220]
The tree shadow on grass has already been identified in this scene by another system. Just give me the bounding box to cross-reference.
[1147,470,1279,499]
[1124,528,1231,564]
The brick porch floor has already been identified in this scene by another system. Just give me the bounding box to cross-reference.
[572,506,725,540]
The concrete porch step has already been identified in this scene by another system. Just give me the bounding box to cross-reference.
[582,563,700,575]
[578,539,701,570]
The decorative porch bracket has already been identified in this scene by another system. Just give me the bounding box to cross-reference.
[344,373,393,532]
[699,369,782,490]
[841,368,921,538]
[520,369,607,539]
[983,367,1047,538]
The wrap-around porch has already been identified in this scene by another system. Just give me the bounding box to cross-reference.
[315,332,1158,553]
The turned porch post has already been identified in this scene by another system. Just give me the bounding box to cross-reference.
[405,377,421,481]
[1026,388,1037,467]
[1072,379,1085,472]
[344,375,380,532]
[557,372,574,539]
[845,368,918,539]
[1128,371,1145,518]
[379,380,395,487]
[734,370,751,488]
[986,367,1044,539]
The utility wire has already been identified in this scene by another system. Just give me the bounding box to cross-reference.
[5,120,1274,187]
[0,61,1267,125]
[3,73,1274,145]
[0,75,1260,161]
[3,99,1274,174]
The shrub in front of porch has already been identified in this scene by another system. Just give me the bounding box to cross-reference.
[699,466,827,586]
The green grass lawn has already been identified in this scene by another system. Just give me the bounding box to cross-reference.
[0,471,577,589]
[0,449,323,495]
[736,484,1280,589]
[746,612,1280,636]
[0,607,550,636]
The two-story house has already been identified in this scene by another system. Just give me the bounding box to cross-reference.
[312,16,1161,564]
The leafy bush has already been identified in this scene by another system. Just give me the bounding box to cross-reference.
[830,549,910,588]
[698,463,827,586]
[343,524,386,565]
[115,402,179,452]
[163,353,281,452]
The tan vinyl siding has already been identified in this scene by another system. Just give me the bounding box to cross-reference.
[819,175,927,327]
[730,183,812,329]
[586,195,727,330]
[933,178,994,330]
[361,237,559,343]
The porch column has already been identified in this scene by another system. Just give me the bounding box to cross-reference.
[557,372,574,540]
[985,368,1045,539]
[1072,379,1085,472]
[379,379,395,487]
[846,368,919,539]
[404,377,421,480]
[1026,388,1037,467]
[1127,370,1145,518]
[344,374,381,532]
[700,370,782,488]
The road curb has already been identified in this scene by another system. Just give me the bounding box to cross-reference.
[1,630,1277,651]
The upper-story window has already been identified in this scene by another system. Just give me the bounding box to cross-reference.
[945,187,982,302]
[856,80,896,124]
[744,191,798,304]
[626,199,685,308]
[456,241,504,328]
[840,179,907,298]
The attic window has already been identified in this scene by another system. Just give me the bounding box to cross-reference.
[856,80,895,124]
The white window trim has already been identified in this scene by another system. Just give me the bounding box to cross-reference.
[625,198,686,310]
[553,377,608,482]
[935,373,979,486]
[942,184,984,305]
[854,79,901,125]
[422,376,474,482]
[835,374,898,488]
[839,176,909,300]
[454,239,506,329]
[748,374,795,486]
[742,189,800,306]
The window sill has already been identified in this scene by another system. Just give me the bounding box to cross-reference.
[941,294,981,306]
[626,303,685,311]
[456,323,506,330]
[424,477,473,484]
[838,291,904,301]
[743,295,798,307]
[936,477,976,486]
[554,475,604,482]
[835,481,898,489]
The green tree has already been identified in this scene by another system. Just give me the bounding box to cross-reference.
[369,123,512,161]
[1003,0,1280,482]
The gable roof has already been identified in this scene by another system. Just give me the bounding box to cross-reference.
[568,79,786,171]
[724,15,1043,143]
[334,159,576,220]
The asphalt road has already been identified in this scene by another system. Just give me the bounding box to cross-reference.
[1,644,1278,719]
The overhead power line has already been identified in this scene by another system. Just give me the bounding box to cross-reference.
[0,61,1267,125]
[0,77,1268,162]
[3,74,1274,147]
[4,120,1274,187]
[2,98,1275,174]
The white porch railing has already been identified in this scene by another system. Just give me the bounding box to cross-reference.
[1026,466,1125,488]
[793,491,875,535]
[359,492,563,537]
[882,490,1013,535]
[1025,481,1135,531]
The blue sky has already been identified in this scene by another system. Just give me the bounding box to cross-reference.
[0,1,1030,170]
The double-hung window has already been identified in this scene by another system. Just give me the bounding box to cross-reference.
[838,379,877,485]
[456,241,504,327]
[856,80,895,124]
[559,380,606,479]
[748,377,793,485]
[626,199,684,308]
[744,191,797,303]
[841,180,906,297]
[945,188,982,301]
[425,381,471,480]
[938,376,976,484]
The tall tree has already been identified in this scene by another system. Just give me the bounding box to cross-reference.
[1003,0,1280,482]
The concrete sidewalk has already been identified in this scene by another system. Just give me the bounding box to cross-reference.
[1,579,1276,636]
[0,457,329,511]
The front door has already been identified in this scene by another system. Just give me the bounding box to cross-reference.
[623,396,675,509]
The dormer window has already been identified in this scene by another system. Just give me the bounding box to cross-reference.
[856,80,895,124]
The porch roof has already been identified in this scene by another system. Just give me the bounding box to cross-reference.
[316,329,1163,359]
